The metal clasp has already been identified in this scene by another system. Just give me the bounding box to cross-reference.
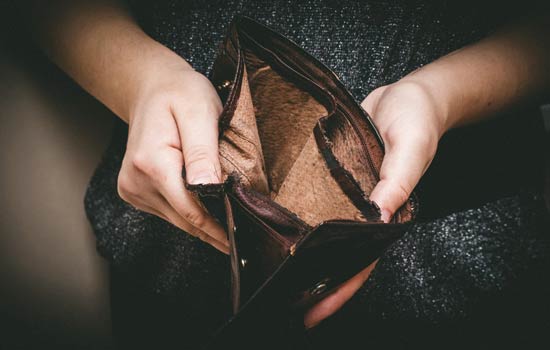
[309,278,330,296]
[216,79,232,91]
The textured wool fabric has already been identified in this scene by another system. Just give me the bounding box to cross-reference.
[306,192,550,348]
[84,0,550,348]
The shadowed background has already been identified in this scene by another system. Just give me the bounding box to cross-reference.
[0,3,114,349]
[0,2,549,350]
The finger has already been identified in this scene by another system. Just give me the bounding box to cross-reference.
[130,198,169,221]
[162,203,230,255]
[154,147,229,248]
[360,86,386,116]
[369,135,434,222]
[174,101,222,184]
[304,260,378,329]
[162,189,230,254]
[134,190,229,254]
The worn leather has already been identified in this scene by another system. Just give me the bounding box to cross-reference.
[186,15,417,348]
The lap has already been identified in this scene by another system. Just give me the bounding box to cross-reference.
[308,192,550,348]
[86,138,550,348]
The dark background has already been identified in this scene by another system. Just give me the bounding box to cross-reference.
[0,2,549,349]
[0,2,114,349]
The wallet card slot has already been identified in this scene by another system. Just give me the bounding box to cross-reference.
[229,187,304,299]
[232,182,308,242]
[218,68,269,194]
[232,196,294,248]
[217,38,334,198]
[239,29,336,113]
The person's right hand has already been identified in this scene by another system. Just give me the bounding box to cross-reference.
[304,79,445,328]
[116,60,230,254]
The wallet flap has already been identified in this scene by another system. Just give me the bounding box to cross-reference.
[204,218,410,350]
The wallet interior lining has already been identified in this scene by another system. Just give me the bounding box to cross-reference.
[218,46,374,226]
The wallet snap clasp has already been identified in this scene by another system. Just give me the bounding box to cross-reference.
[217,79,233,91]
[309,278,331,296]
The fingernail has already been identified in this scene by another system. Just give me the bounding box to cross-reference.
[304,321,319,330]
[189,173,214,184]
[381,209,392,223]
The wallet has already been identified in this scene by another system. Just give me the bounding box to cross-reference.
[185,15,417,349]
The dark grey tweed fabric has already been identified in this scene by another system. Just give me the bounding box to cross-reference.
[84,0,550,348]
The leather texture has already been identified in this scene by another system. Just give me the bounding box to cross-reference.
[186,15,418,348]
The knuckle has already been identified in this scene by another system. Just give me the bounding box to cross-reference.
[131,151,157,176]
[181,99,219,117]
[117,172,136,202]
[183,209,207,229]
[362,86,387,113]
[184,145,215,169]
[185,144,213,161]
[196,231,208,243]
[202,99,223,117]
[388,179,412,206]
[387,126,436,154]
[380,127,397,144]
[175,91,222,120]
[132,203,149,214]
[409,131,438,158]
[395,183,411,204]
[146,90,174,108]
[379,178,411,209]
[186,224,206,241]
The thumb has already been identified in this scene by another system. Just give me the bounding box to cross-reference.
[176,105,222,185]
[369,136,433,222]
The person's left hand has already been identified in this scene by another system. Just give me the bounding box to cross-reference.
[303,79,447,328]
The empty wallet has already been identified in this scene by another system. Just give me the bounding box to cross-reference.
[185,15,417,349]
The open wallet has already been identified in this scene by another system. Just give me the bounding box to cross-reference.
[185,15,418,349]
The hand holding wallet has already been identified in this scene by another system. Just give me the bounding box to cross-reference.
[185,15,417,349]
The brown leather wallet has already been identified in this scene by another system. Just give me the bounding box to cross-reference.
[186,15,417,348]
